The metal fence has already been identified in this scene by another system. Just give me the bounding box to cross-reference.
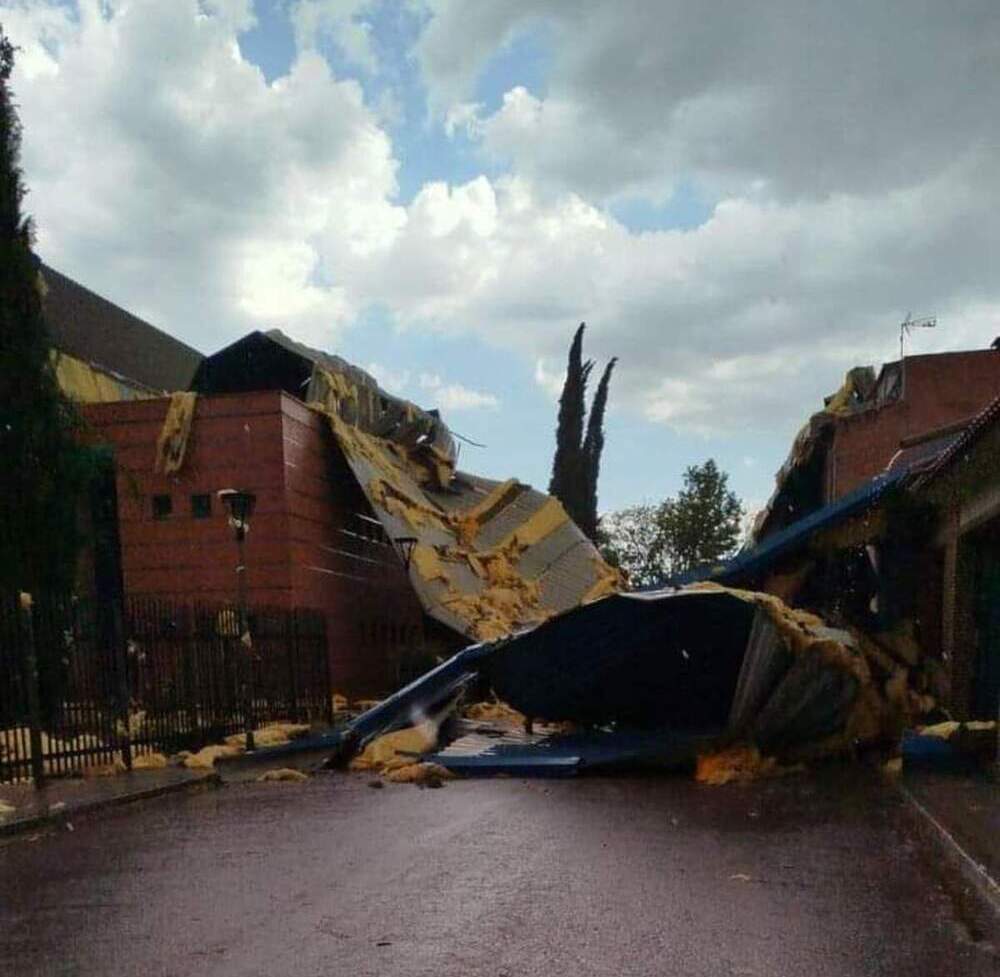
[0,592,332,785]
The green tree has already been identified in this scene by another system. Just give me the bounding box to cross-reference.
[580,356,617,540]
[0,28,89,594]
[548,322,616,541]
[658,459,743,575]
[597,503,664,587]
[599,459,743,587]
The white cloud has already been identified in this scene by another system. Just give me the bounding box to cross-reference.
[418,372,499,411]
[4,0,1000,454]
[4,0,403,351]
[291,0,377,72]
[427,384,499,412]
[419,1,1000,204]
[366,362,410,394]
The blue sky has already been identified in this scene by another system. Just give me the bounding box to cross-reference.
[234,0,781,510]
[7,0,999,518]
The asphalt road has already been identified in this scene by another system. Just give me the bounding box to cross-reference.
[0,767,996,977]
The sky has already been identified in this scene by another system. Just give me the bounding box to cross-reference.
[4,0,1000,516]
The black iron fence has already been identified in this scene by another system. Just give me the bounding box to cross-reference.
[0,592,332,785]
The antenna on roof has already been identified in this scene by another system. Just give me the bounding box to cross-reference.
[899,313,936,359]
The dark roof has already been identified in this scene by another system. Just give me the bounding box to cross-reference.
[40,264,203,392]
[914,392,1000,488]
[886,427,966,475]
[677,467,910,588]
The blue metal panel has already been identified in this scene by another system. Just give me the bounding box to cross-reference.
[676,467,908,586]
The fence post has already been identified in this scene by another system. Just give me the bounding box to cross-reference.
[18,593,46,789]
[287,610,300,722]
[321,614,334,727]
[112,597,132,771]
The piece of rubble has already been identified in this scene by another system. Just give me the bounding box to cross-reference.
[256,768,309,784]
[349,721,439,774]
[131,752,169,770]
[384,762,456,786]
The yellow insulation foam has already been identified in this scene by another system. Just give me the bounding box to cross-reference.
[154,391,197,475]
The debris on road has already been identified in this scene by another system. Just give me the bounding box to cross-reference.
[383,762,455,786]
[463,700,526,725]
[131,752,168,770]
[256,768,310,784]
[224,722,310,750]
[349,720,440,774]
[183,721,314,769]
[337,582,938,782]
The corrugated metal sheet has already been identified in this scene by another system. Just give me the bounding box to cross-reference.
[323,411,621,641]
[427,720,713,777]
[678,467,909,587]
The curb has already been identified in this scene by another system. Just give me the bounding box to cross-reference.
[213,730,346,778]
[0,771,221,840]
[897,781,1000,933]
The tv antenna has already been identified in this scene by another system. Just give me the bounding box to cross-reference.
[899,313,936,359]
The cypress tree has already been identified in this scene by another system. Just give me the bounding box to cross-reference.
[549,322,592,522]
[0,28,89,594]
[548,322,616,542]
[580,356,617,539]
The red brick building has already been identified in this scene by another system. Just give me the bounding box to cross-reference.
[46,269,619,697]
[756,347,1000,540]
[81,391,428,695]
[822,351,1000,501]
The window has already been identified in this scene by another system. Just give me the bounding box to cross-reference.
[191,494,212,519]
[152,494,172,520]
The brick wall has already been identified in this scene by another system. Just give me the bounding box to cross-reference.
[826,351,1000,500]
[83,391,436,697]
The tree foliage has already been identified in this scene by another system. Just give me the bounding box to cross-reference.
[548,323,616,541]
[599,459,744,588]
[0,28,90,594]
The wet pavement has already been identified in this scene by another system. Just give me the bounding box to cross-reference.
[0,766,996,977]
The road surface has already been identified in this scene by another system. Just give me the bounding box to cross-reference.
[0,766,996,976]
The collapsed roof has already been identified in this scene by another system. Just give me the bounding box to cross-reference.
[41,263,204,394]
[194,329,622,642]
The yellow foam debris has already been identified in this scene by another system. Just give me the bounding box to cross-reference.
[307,386,621,643]
[580,559,625,605]
[918,721,961,740]
[0,800,15,818]
[51,350,135,403]
[966,720,998,733]
[464,700,526,725]
[332,693,349,713]
[497,496,568,550]
[154,391,197,475]
[883,757,903,776]
[687,582,942,763]
[183,744,243,769]
[695,745,776,786]
[257,767,309,783]
[384,762,456,784]
[449,479,521,545]
[223,722,311,750]
[349,722,438,774]
[411,544,450,585]
[368,477,447,532]
[83,758,128,779]
[131,752,168,770]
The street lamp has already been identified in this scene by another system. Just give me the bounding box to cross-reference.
[218,489,257,751]
[394,536,419,572]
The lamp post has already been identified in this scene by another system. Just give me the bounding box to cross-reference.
[394,536,419,572]
[218,489,257,751]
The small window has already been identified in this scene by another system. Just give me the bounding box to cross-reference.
[191,494,212,519]
[152,494,172,520]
